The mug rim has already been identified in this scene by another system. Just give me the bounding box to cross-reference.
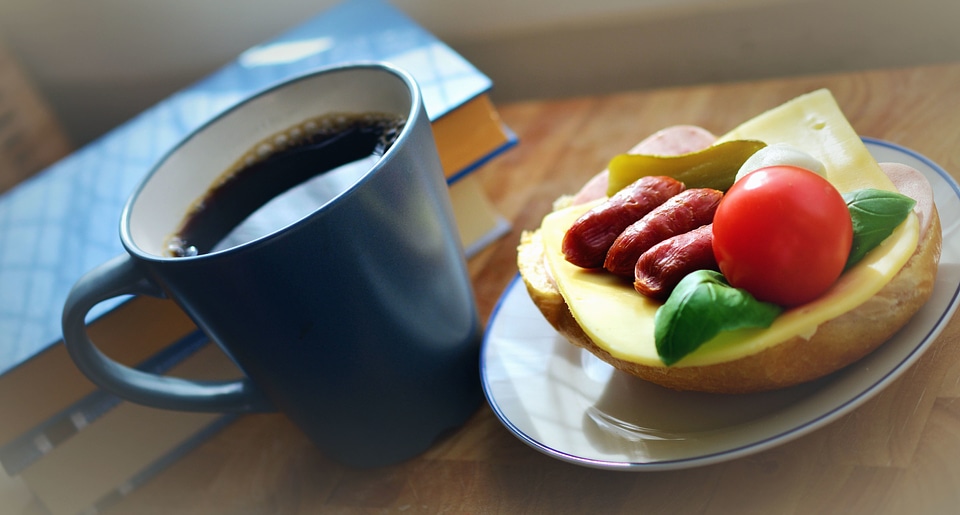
[119,61,423,263]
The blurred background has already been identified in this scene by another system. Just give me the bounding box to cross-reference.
[1,0,959,148]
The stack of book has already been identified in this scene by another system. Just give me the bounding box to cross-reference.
[0,1,516,514]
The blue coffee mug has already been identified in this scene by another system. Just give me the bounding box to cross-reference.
[61,64,483,467]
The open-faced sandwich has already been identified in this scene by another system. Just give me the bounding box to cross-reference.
[517,89,942,394]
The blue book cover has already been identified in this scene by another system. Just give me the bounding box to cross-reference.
[0,0,515,382]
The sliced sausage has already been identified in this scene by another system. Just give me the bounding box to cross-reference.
[604,188,723,277]
[562,176,685,268]
[634,224,718,300]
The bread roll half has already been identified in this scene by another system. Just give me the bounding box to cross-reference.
[517,165,942,394]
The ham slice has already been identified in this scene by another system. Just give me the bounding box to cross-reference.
[881,162,935,240]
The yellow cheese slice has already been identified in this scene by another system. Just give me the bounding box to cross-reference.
[541,89,919,367]
[716,89,896,194]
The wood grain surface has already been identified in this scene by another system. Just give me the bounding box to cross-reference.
[43,63,960,514]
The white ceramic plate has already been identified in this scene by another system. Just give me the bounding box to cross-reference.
[480,139,960,470]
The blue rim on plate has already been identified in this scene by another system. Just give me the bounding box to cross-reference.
[480,138,960,471]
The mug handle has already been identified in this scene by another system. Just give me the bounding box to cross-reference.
[61,254,273,413]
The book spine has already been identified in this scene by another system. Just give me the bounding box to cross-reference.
[0,331,210,475]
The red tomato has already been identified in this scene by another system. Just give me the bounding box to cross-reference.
[712,165,853,307]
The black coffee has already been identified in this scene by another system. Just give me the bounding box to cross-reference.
[165,112,405,257]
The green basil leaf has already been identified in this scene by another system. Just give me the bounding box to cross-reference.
[655,270,782,366]
[843,189,916,269]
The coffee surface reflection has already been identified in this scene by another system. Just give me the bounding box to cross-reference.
[165,111,405,257]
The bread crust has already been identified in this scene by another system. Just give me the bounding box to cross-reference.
[517,193,942,394]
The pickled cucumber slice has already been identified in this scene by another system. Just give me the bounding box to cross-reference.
[606,139,767,196]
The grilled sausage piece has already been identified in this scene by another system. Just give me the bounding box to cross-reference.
[634,224,718,300]
[562,176,685,268]
[604,188,723,277]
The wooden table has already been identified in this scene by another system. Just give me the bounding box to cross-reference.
[107,63,960,514]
